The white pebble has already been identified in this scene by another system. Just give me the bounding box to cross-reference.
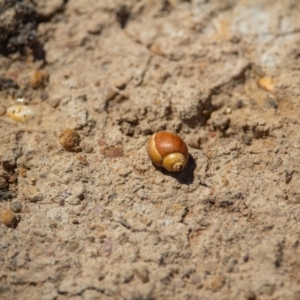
[6,105,35,122]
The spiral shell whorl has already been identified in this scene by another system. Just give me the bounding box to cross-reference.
[146,131,189,172]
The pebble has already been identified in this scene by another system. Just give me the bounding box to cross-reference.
[103,237,113,255]
[134,264,149,283]
[205,275,226,291]
[244,290,257,300]
[23,187,43,202]
[1,208,18,228]
[9,202,23,213]
[76,155,88,166]
[257,76,274,93]
[88,236,95,243]
[6,105,35,122]
[59,129,81,152]
[221,178,229,186]
[67,241,80,252]
[30,70,48,89]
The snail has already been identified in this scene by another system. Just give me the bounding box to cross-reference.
[146,131,189,172]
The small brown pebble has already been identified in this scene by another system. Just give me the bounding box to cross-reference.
[235,100,243,109]
[257,76,274,93]
[221,178,229,186]
[113,79,127,90]
[87,223,96,230]
[100,146,124,158]
[23,187,43,202]
[40,92,49,101]
[285,172,293,184]
[21,207,30,213]
[19,167,27,178]
[98,139,108,147]
[28,173,38,185]
[105,87,118,101]
[77,155,88,166]
[97,232,107,239]
[67,241,80,252]
[49,97,61,108]
[1,209,18,228]
[134,264,149,283]
[9,202,23,213]
[59,129,81,152]
[205,275,226,291]
[81,142,94,153]
[209,131,217,138]
[88,236,95,243]
[244,290,257,300]
[30,70,49,89]
[34,135,41,143]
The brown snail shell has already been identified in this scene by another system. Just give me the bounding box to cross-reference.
[146,131,189,172]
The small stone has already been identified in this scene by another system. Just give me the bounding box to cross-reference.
[205,275,226,291]
[81,142,94,153]
[88,236,95,243]
[191,274,203,289]
[244,290,257,300]
[77,155,88,166]
[134,264,149,283]
[1,209,18,228]
[285,172,293,184]
[235,100,243,109]
[103,237,113,255]
[49,96,61,108]
[9,202,23,213]
[87,223,96,230]
[30,70,49,89]
[19,167,27,178]
[67,241,80,252]
[100,146,124,158]
[28,173,38,184]
[6,105,35,122]
[221,178,229,186]
[97,232,107,239]
[23,187,43,202]
[225,107,232,114]
[113,79,127,90]
[59,129,81,152]
[257,76,274,93]
[40,92,49,101]
[105,87,118,101]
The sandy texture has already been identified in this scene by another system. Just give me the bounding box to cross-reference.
[1,0,300,299]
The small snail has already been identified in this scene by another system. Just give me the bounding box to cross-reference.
[146,131,189,172]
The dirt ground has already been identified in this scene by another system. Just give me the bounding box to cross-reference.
[0,0,300,299]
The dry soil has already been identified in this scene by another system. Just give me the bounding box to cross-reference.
[0,0,300,299]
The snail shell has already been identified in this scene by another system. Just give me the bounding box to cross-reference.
[146,131,189,172]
